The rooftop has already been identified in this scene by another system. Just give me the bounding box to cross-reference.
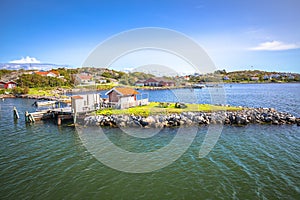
[76,74,93,80]
[106,87,139,96]
[71,95,84,99]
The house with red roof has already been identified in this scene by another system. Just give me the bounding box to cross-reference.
[0,81,17,89]
[35,70,60,78]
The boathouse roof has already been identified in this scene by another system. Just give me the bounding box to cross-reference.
[105,87,139,96]
[71,95,84,99]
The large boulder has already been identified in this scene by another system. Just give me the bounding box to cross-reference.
[296,118,300,126]
[264,117,272,123]
[140,120,149,127]
[287,116,296,123]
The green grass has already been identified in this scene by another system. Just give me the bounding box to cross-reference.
[2,88,54,96]
[96,83,117,90]
[28,88,57,96]
[96,102,242,117]
[27,88,69,99]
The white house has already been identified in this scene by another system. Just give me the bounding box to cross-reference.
[71,94,101,113]
[35,70,60,78]
[223,76,230,80]
[250,77,259,81]
[94,76,107,84]
[74,74,95,86]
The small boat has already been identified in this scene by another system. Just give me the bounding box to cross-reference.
[192,84,205,88]
[33,100,57,107]
[206,84,222,88]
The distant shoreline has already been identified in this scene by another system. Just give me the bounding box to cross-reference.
[1,82,299,99]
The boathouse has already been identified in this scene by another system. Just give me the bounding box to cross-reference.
[71,94,101,113]
[105,87,148,109]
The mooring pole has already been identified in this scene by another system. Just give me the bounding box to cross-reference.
[57,116,61,126]
[73,111,77,124]
[13,107,20,119]
[25,111,29,123]
[25,111,35,123]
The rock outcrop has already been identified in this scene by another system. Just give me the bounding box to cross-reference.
[83,108,300,128]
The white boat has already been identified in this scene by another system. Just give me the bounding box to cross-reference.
[192,84,205,88]
[33,100,57,107]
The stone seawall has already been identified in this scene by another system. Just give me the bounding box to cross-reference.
[83,108,300,128]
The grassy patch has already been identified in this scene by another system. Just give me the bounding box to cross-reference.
[96,83,116,90]
[96,102,242,117]
[28,88,57,96]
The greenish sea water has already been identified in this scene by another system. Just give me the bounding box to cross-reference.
[1,84,299,199]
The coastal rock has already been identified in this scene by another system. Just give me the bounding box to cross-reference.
[83,108,299,128]
[144,116,156,125]
[264,117,273,123]
[119,122,126,127]
[140,120,149,127]
[296,119,300,126]
[287,116,296,123]
[155,122,164,128]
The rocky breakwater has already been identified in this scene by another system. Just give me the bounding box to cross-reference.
[83,108,300,128]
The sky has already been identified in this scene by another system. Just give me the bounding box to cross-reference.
[0,0,299,73]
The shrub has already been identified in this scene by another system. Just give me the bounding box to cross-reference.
[97,109,113,115]
[158,102,170,108]
[175,102,187,108]
[23,87,29,94]
[12,87,29,95]
[128,109,150,117]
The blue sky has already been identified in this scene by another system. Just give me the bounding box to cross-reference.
[0,0,299,73]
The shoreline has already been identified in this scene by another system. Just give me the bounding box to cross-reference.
[1,82,299,98]
[83,108,300,128]
[0,94,69,101]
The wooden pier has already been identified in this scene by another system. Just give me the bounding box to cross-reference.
[26,107,74,125]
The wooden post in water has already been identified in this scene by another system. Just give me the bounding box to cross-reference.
[73,111,77,124]
[13,107,19,119]
[57,116,61,126]
[25,111,30,123]
[25,111,35,123]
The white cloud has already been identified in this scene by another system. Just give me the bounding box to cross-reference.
[9,56,41,64]
[123,67,134,72]
[249,41,300,51]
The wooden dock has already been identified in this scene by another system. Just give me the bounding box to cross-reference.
[27,107,74,125]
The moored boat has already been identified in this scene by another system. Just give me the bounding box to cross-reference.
[33,100,57,107]
[192,84,205,88]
